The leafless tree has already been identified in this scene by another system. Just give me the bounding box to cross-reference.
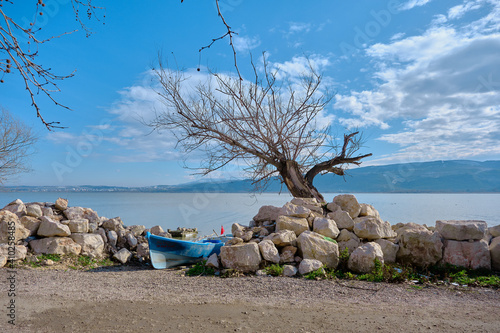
[149,55,372,201]
[0,107,37,183]
[0,0,104,130]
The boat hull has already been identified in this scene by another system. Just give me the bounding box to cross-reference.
[147,232,219,269]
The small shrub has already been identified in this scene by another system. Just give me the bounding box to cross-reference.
[304,267,326,280]
[264,264,284,276]
[185,260,215,276]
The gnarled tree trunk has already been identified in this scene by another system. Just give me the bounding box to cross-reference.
[279,160,324,202]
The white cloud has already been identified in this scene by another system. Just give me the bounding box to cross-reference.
[233,35,261,52]
[288,22,311,34]
[335,1,500,162]
[399,0,433,11]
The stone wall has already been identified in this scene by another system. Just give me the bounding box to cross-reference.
[0,198,170,267]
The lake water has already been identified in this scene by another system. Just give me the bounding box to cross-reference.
[1,192,499,236]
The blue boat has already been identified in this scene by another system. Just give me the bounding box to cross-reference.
[146,232,224,269]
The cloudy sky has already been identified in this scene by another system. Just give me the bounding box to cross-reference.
[2,0,500,186]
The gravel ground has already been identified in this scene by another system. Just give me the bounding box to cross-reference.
[1,265,500,333]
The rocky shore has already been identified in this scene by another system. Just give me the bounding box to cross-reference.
[1,195,500,276]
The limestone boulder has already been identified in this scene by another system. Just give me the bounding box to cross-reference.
[283,265,298,277]
[37,216,71,237]
[297,230,339,269]
[279,202,311,218]
[442,239,491,270]
[326,202,341,213]
[64,206,85,220]
[26,204,43,218]
[336,229,361,255]
[136,242,149,260]
[279,245,297,263]
[150,225,165,235]
[490,237,500,271]
[0,211,30,243]
[375,239,399,264]
[348,242,384,274]
[436,220,487,241]
[107,230,118,247]
[353,216,395,240]
[30,237,81,255]
[489,225,500,238]
[313,217,340,239]
[128,225,146,237]
[113,248,132,264]
[0,244,27,261]
[332,194,361,218]
[0,256,6,267]
[102,217,125,232]
[82,208,100,225]
[220,242,262,272]
[327,210,354,230]
[291,197,323,214]
[126,233,138,249]
[298,259,324,275]
[397,228,443,267]
[258,239,280,264]
[276,216,309,237]
[70,233,105,258]
[253,205,281,223]
[19,216,41,236]
[3,199,26,217]
[206,253,219,269]
[42,207,54,217]
[359,203,381,219]
[94,227,108,244]
[66,219,89,233]
[54,197,68,211]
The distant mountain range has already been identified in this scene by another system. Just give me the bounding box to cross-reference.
[2,160,500,193]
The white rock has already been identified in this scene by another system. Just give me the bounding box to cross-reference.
[313,217,340,239]
[150,225,165,235]
[490,237,500,271]
[206,253,219,268]
[29,237,82,255]
[42,207,54,217]
[220,242,262,272]
[253,205,281,222]
[19,216,41,236]
[136,243,149,260]
[279,246,297,263]
[489,225,500,238]
[297,230,339,269]
[336,229,361,255]
[0,255,7,268]
[348,242,384,274]
[359,203,381,219]
[67,219,89,233]
[128,225,146,237]
[3,199,26,217]
[397,227,443,268]
[436,220,488,241]
[276,215,309,237]
[258,239,280,264]
[327,210,354,230]
[326,202,341,213]
[54,197,68,211]
[102,218,125,232]
[353,216,395,240]
[291,197,323,214]
[94,227,108,244]
[279,202,311,218]
[442,239,491,270]
[283,265,298,277]
[375,239,399,264]
[37,216,71,237]
[107,230,118,247]
[298,259,324,275]
[26,204,43,218]
[70,233,105,258]
[113,248,132,264]
[333,194,361,218]
[82,208,100,224]
[0,244,27,261]
[64,206,85,220]
[126,233,138,249]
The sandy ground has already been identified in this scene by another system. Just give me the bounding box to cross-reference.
[1,265,499,333]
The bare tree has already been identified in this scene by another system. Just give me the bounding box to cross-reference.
[0,107,37,183]
[149,55,372,201]
[0,0,104,130]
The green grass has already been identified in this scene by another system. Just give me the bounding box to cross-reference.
[185,260,215,276]
[304,267,326,280]
[264,264,284,276]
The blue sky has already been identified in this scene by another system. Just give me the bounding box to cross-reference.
[2,0,500,186]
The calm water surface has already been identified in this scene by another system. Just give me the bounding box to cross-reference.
[1,192,499,235]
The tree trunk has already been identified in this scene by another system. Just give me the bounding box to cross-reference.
[279,160,324,202]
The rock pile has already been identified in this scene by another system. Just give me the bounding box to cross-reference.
[214,195,500,276]
[0,198,170,267]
